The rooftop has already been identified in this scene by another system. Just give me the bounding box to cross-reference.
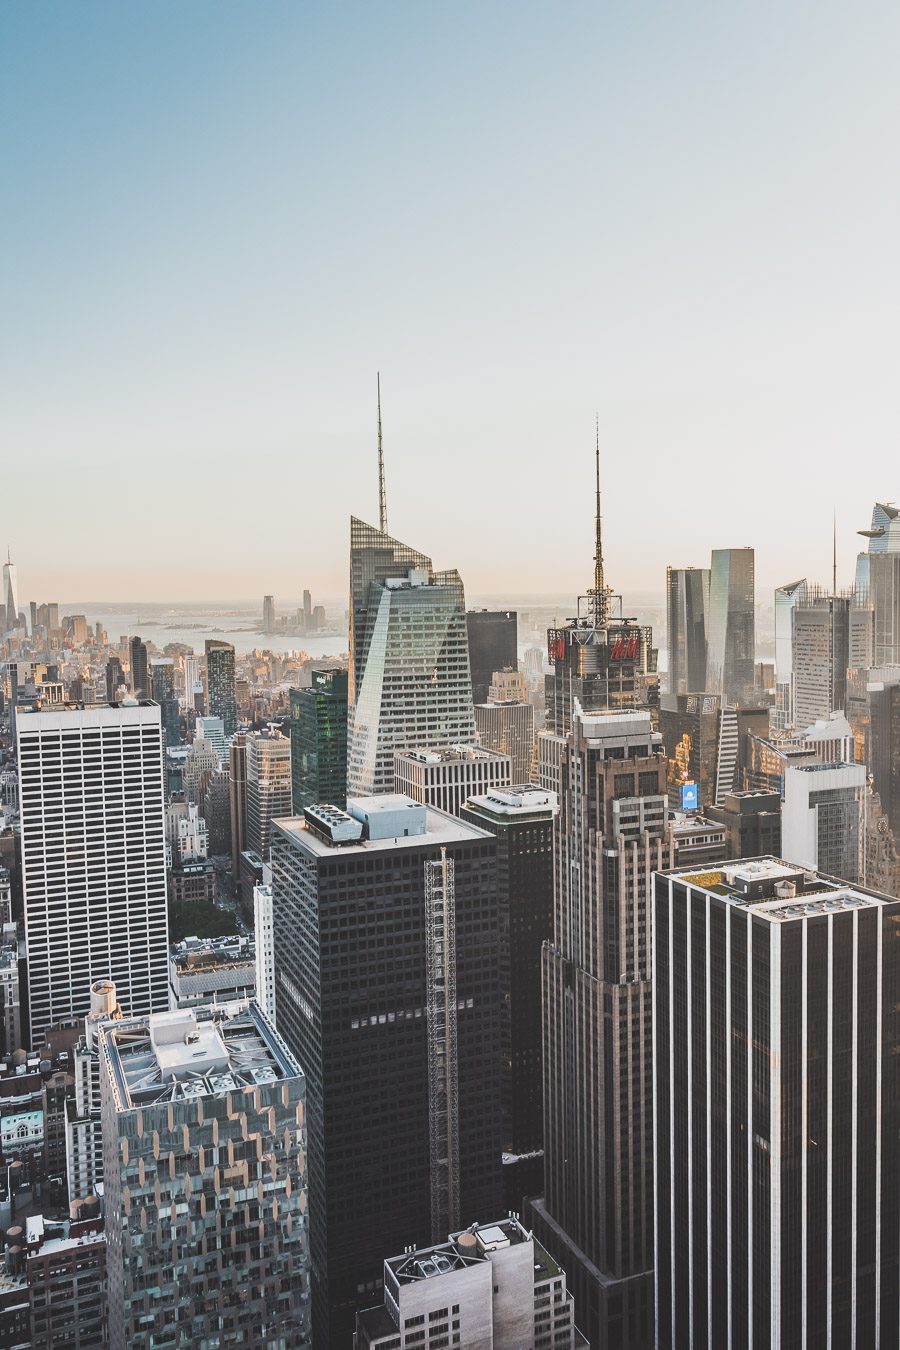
[398,745,509,765]
[276,802,492,857]
[100,1001,299,1110]
[663,856,891,923]
[386,1218,547,1288]
[465,785,558,817]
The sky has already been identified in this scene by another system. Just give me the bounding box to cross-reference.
[3,1,900,604]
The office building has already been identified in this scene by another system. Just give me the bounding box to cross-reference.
[475,668,535,784]
[530,708,672,1350]
[867,676,900,837]
[263,593,276,634]
[0,942,21,1060]
[460,786,557,1164]
[659,691,721,809]
[17,701,168,1048]
[105,656,125,702]
[773,578,807,728]
[289,667,349,810]
[165,799,208,863]
[706,787,782,859]
[150,657,181,746]
[0,1209,108,1350]
[355,1217,586,1350]
[194,713,227,763]
[205,638,237,736]
[181,654,199,708]
[653,858,900,1348]
[246,727,292,859]
[254,881,275,1023]
[669,811,728,868]
[99,1002,309,1349]
[181,734,220,809]
[782,760,866,883]
[791,587,851,729]
[665,566,709,696]
[466,609,518,704]
[869,549,900,668]
[168,935,256,1008]
[854,499,900,593]
[271,795,502,1348]
[347,519,476,795]
[128,636,149,699]
[395,744,511,816]
[706,547,755,706]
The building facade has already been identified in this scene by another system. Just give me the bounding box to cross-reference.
[466,610,518,705]
[245,728,293,859]
[773,578,807,729]
[395,745,511,816]
[530,708,673,1350]
[653,858,900,1348]
[271,796,502,1349]
[205,639,238,736]
[782,761,866,884]
[17,702,169,1048]
[99,1002,310,1350]
[791,588,851,731]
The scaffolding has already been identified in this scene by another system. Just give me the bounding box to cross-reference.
[425,847,460,1242]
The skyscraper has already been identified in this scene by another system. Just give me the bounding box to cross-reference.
[653,858,900,1348]
[544,437,655,744]
[791,586,851,730]
[105,655,125,702]
[475,667,536,784]
[782,760,866,884]
[150,657,181,746]
[128,634,149,698]
[289,667,349,810]
[205,638,237,735]
[869,550,900,667]
[706,547,755,706]
[665,566,709,695]
[394,744,511,816]
[263,593,276,633]
[17,701,169,1048]
[245,727,292,859]
[3,550,19,631]
[466,609,518,704]
[773,577,807,729]
[460,786,557,1164]
[229,733,247,880]
[530,707,672,1350]
[272,795,502,1348]
[99,1002,310,1349]
[854,498,900,595]
[347,519,476,796]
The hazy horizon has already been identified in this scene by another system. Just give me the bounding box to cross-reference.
[5,2,900,601]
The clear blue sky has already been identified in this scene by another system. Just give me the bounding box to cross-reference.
[3,1,900,602]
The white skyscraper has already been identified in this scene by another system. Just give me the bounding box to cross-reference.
[17,701,169,1047]
[253,880,276,1023]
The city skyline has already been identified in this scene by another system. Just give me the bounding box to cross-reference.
[5,3,900,599]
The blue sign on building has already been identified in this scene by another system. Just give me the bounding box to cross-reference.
[681,781,699,811]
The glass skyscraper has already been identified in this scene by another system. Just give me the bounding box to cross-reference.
[289,667,348,810]
[205,638,238,736]
[706,547,755,706]
[665,565,709,695]
[347,517,475,797]
[774,577,807,728]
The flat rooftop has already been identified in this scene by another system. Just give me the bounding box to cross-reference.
[662,856,891,923]
[466,785,558,816]
[397,745,509,764]
[100,1002,299,1110]
[387,1219,533,1287]
[273,805,492,857]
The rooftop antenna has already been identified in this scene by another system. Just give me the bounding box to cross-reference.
[592,415,608,627]
[832,508,837,596]
[377,372,388,533]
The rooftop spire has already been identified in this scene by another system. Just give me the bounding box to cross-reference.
[377,372,388,534]
[832,507,837,596]
[592,416,608,626]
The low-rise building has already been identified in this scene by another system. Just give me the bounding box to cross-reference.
[168,934,256,1007]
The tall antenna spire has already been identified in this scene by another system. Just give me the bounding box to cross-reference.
[832,507,837,596]
[592,415,608,626]
[377,372,388,534]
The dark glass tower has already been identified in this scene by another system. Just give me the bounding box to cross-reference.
[460,786,556,1162]
[665,566,709,695]
[129,635,149,699]
[530,708,672,1350]
[205,639,237,736]
[105,655,125,701]
[466,609,518,704]
[289,668,349,810]
[271,797,502,1350]
[150,658,181,746]
[654,859,900,1348]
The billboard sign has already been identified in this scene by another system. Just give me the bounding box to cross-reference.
[681,782,699,811]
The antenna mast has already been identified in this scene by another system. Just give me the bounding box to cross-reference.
[832,508,837,596]
[592,415,608,626]
[377,372,388,533]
